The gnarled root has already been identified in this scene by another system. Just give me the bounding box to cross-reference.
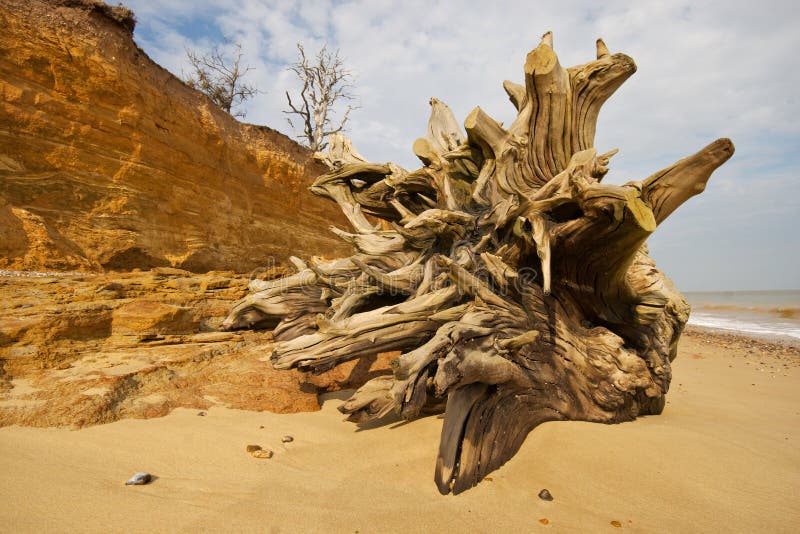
[223,33,733,494]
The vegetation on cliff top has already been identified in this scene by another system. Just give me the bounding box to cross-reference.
[58,0,136,33]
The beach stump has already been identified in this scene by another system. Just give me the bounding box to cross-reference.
[223,33,734,494]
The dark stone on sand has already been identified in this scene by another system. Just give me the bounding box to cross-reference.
[538,488,553,501]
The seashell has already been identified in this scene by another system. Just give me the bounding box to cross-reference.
[125,472,152,485]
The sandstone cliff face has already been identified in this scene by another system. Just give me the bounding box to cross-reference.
[0,0,349,272]
[0,269,393,428]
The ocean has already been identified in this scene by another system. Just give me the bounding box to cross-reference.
[684,290,800,341]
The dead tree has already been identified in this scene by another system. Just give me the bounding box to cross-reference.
[223,33,734,494]
[185,42,258,118]
[284,44,356,151]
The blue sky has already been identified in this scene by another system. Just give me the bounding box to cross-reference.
[124,0,799,291]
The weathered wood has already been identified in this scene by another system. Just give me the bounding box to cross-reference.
[222,34,734,494]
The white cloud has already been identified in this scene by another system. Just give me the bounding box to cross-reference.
[123,0,800,289]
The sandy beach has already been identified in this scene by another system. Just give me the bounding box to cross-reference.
[1,329,798,533]
[1,0,797,532]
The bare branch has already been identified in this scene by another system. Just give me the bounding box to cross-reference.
[284,42,359,151]
[183,41,259,118]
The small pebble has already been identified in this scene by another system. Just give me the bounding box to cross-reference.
[251,449,273,459]
[246,444,262,453]
[281,435,294,443]
[538,488,553,501]
[125,472,152,486]
[197,411,206,416]
[611,520,622,528]
[539,518,549,525]
[259,425,264,429]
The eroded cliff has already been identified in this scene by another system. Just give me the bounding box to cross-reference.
[0,269,393,427]
[0,0,349,272]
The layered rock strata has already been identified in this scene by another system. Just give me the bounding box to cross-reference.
[0,0,349,272]
[0,269,392,427]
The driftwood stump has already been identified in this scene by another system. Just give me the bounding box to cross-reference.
[223,33,734,494]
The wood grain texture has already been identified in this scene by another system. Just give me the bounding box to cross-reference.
[224,33,734,494]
